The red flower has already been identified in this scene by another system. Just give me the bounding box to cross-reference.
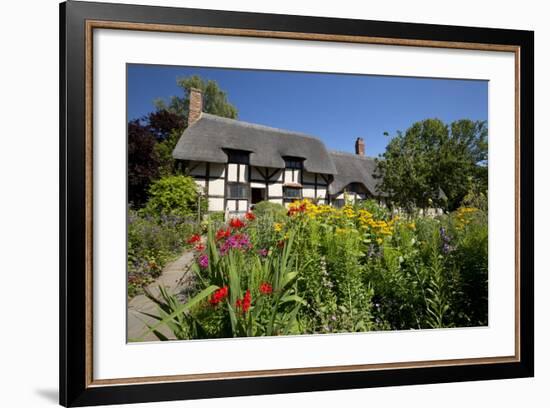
[229,218,246,229]
[186,234,201,244]
[245,212,256,221]
[259,282,273,295]
[236,289,251,313]
[194,243,206,252]
[209,286,229,306]
[215,228,231,241]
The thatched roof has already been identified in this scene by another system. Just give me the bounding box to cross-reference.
[172,113,392,197]
[328,151,385,196]
[173,113,337,175]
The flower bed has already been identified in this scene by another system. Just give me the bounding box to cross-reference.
[127,210,200,298]
[137,199,488,340]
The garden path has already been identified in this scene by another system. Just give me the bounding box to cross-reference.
[127,250,195,342]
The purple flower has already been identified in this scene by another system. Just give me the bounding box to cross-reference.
[258,248,268,257]
[198,254,209,269]
[219,233,252,255]
[439,227,453,254]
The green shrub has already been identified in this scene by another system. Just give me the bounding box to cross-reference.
[252,200,287,221]
[205,212,226,230]
[144,175,206,218]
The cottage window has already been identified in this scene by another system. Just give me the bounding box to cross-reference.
[284,158,303,169]
[346,183,364,194]
[226,149,250,164]
[283,186,302,200]
[227,182,249,199]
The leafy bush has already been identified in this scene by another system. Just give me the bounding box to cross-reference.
[205,212,225,230]
[144,175,206,218]
[252,201,287,221]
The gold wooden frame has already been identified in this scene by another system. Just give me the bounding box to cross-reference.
[84,20,521,388]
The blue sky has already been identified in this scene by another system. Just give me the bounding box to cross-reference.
[127,64,488,158]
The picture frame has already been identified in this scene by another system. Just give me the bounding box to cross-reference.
[59,1,534,406]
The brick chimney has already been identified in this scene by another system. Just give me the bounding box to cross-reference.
[188,87,203,126]
[355,137,365,155]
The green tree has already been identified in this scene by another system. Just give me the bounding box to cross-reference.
[154,129,182,177]
[376,118,488,212]
[144,175,206,218]
[128,75,238,208]
[152,75,238,176]
[154,75,238,122]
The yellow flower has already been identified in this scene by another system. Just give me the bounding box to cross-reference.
[273,222,283,232]
[408,222,416,230]
[376,238,383,245]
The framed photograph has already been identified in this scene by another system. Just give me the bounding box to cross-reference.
[60,1,534,406]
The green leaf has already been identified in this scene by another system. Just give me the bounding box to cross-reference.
[136,285,219,340]
[280,294,307,306]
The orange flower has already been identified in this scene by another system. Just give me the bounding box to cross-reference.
[209,286,228,306]
[259,282,273,295]
[186,234,201,244]
[229,218,246,229]
[236,289,251,313]
[215,228,231,240]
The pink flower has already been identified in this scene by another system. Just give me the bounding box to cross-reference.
[219,233,252,255]
[198,254,209,269]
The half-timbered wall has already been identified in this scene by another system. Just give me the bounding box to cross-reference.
[182,160,334,215]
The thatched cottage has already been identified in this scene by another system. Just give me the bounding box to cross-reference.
[172,88,385,215]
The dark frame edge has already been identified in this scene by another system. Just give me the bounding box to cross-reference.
[59,1,68,406]
[519,30,535,378]
[61,1,90,406]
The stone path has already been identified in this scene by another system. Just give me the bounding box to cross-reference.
[127,250,195,342]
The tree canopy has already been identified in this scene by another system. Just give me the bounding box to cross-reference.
[128,75,238,208]
[376,118,488,212]
[128,120,160,207]
[154,75,238,122]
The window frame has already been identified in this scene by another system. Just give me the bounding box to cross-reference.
[225,149,250,165]
[283,186,303,201]
[226,182,249,200]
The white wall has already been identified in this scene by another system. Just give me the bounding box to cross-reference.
[0,1,547,408]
